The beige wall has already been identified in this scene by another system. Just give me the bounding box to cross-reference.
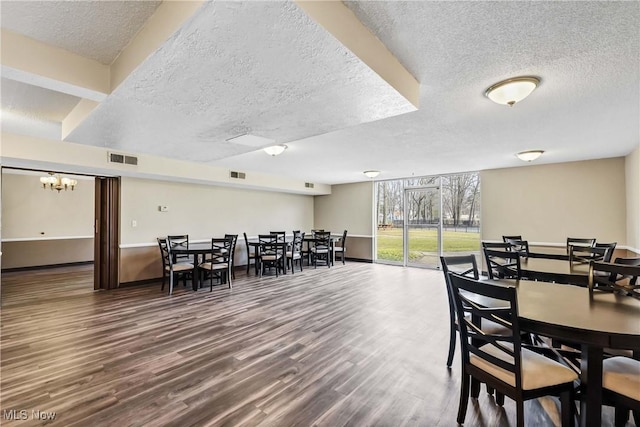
[120,177,314,282]
[1,172,94,268]
[481,158,627,245]
[626,146,640,251]
[314,182,373,260]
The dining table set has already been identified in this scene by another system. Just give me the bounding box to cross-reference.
[472,236,640,427]
[160,230,347,294]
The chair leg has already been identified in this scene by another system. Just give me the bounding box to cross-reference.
[560,390,572,427]
[515,400,525,427]
[446,325,456,367]
[614,407,629,427]
[457,373,470,424]
[471,378,481,399]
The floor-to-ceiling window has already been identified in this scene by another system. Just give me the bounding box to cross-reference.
[375,172,480,268]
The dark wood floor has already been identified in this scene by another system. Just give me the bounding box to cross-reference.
[0,263,625,426]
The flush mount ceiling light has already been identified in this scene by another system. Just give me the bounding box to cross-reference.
[263,144,287,156]
[363,170,381,178]
[516,150,544,162]
[485,76,540,106]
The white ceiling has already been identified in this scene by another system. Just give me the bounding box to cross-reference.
[1,0,161,65]
[2,1,639,185]
[1,78,80,122]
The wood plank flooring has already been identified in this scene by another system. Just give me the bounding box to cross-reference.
[0,263,624,426]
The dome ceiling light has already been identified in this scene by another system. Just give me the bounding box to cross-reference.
[485,76,540,106]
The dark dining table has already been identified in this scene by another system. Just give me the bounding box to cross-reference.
[520,256,591,286]
[481,279,640,427]
[170,242,217,292]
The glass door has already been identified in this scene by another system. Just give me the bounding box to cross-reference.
[404,186,441,268]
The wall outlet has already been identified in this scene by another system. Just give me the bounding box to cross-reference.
[158,206,169,212]
[131,220,137,228]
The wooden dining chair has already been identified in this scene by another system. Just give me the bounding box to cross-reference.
[482,241,512,250]
[157,238,193,294]
[259,234,285,277]
[440,255,480,368]
[502,235,523,243]
[243,232,258,275]
[269,231,286,243]
[448,272,577,427]
[224,234,238,279]
[602,356,640,427]
[589,260,640,298]
[505,239,530,257]
[198,238,232,290]
[483,247,522,280]
[333,230,348,265]
[566,237,596,254]
[595,242,617,262]
[311,231,331,268]
[286,231,304,273]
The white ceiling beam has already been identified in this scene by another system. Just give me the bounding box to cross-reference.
[294,0,420,109]
[110,1,205,90]
[61,99,100,141]
[1,29,110,101]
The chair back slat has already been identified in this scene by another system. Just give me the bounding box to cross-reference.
[167,235,189,250]
[269,231,286,243]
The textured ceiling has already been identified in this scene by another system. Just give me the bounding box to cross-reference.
[214,1,640,183]
[66,1,416,160]
[1,78,80,122]
[2,1,639,185]
[1,0,161,64]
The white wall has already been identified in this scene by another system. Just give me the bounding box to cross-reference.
[314,181,373,260]
[120,177,314,245]
[626,145,640,251]
[481,158,627,245]
[1,171,94,268]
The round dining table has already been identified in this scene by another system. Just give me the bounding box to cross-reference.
[486,279,640,427]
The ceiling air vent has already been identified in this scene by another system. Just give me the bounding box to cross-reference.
[305,182,315,189]
[109,152,138,166]
[230,171,246,180]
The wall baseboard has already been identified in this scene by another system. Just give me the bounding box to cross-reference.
[345,257,373,263]
[2,260,94,273]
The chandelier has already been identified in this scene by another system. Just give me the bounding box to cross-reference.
[39,173,78,192]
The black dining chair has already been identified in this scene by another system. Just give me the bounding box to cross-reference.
[595,242,617,262]
[483,247,522,280]
[566,237,596,254]
[224,234,238,279]
[589,260,640,298]
[502,235,523,243]
[259,234,285,277]
[269,231,286,243]
[198,237,232,291]
[286,231,304,273]
[505,239,530,257]
[440,255,480,367]
[333,230,348,265]
[311,231,331,268]
[157,238,193,294]
[243,232,259,275]
[602,356,640,427]
[448,272,577,427]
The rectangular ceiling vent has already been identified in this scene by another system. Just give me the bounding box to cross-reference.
[109,152,138,166]
[229,171,246,180]
[305,182,315,189]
